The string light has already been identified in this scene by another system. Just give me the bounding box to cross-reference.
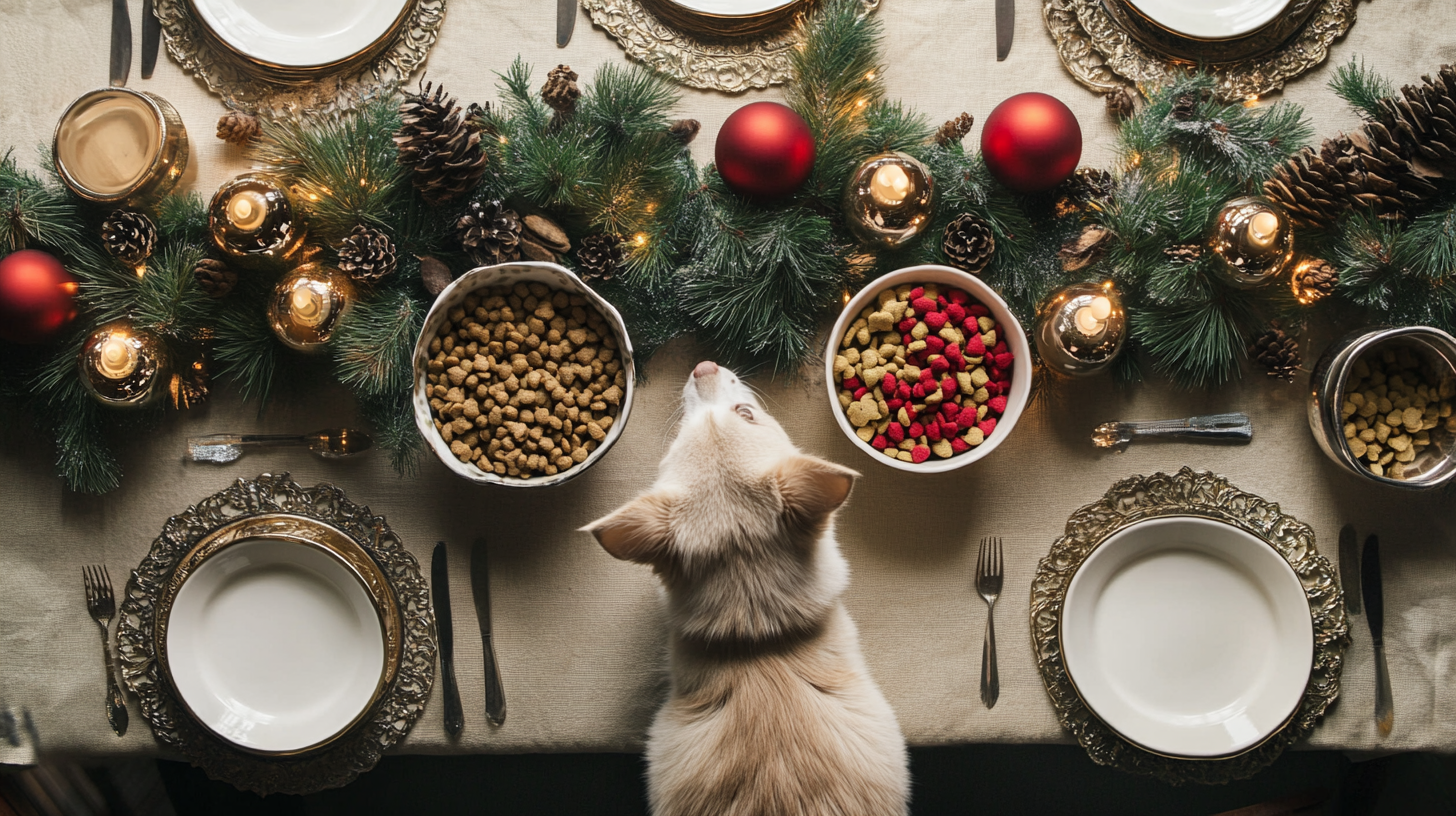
[633,233,648,247]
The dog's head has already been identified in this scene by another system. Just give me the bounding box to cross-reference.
[583,362,858,643]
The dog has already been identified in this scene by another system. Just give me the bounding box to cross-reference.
[584,361,909,816]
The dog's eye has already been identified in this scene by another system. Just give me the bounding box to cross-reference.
[734,404,755,422]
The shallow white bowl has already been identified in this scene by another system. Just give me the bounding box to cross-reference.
[825,265,1032,473]
[190,0,410,69]
[412,262,636,488]
[1123,0,1290,40]
[165,537,386,754]
[664,0,797,16]
[1061,516,1313,758]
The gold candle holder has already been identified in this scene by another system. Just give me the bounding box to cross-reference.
[1034,281,1127,377]
[842,152,935,248]
[52,88,189,206]
[1208,196,1294,288]
[209,173,305,264]
[267,263,355,352]
[78,320,172,408]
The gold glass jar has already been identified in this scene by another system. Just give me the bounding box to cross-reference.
[53,88,189,206]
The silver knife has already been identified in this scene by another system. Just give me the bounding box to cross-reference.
[110,0,132,87]
[472,537,507,726]
[141,0,160,79]
[995,0,1014,61]
[432,542,465,736]
[1338,524,1362,615]
[1361,534,1393,737]
[557,0,575,48]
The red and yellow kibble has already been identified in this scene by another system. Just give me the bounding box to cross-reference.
[834,283,1014,463]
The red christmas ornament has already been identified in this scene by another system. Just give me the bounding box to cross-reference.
[714,101,816,200]
[0,249,80,344]
[980,92,1082,194]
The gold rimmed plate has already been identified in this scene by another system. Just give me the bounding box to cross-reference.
[157,514,400,756]
[1030,468,1348,784]
[1101,0,1323,62]
[639,0,809,39]
[187,0,415,73]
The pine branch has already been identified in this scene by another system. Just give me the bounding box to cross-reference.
[332,287,427,397]
[155,192,210,247]
[0,149,86,253]
[359,392,423,477]
[578,63,678,146]
[1329,58,1396,121]
[1132,293,1263,388]
[212,280,282,404]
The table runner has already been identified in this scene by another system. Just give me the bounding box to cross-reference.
[2,0,1454,766]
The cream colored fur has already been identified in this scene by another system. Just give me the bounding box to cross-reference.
[584,362,910,816]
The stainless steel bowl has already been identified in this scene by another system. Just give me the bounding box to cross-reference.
[1308,326,1456,490]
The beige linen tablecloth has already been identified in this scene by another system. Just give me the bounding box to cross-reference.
[2,0,1455,766]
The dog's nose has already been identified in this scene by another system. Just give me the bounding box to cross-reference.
[692,361,719,379]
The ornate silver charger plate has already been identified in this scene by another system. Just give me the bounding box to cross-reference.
[1030,468,1349,784]
[583,0,878,93]
[1043,0,1355,101]
[155,0,445,119]
[117,473,436,796]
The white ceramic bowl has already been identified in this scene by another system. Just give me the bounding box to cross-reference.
[825,265,1032,473]
[1123,0,1290,40]
[412,262,636,487]
[1060,516,1313,758]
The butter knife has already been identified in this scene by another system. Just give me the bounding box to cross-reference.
[1338,524,1362,615]
[556,0,575,47]
[995,0,1014,61]
[472,537,506,726]
[141,0,160,79]
[1362,534,1393,737]
[110,0,132,87]
[432,542,464,736]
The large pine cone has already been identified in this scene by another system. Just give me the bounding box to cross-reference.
[338,225,398,283]
[1291,258,1339,304]
[193,257,237,298]
[216,110,261,146]
[576,234,623,282]
[1251,326,1301,382]
[1377,65,1456,176]
[942,214,995,274]
[101,210,157,264]
[542,65,580,115]
[395,82,487,205]
[457,200,522,266]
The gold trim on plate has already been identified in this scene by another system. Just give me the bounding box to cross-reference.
[1030,468,1349,784]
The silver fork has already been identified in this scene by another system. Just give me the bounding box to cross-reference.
[976,536,1003,709]
[82,566,128,736]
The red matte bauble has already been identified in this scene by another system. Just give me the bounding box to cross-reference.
[980,92,1083,194]
[0,249,80,344]
[715,101,816,200]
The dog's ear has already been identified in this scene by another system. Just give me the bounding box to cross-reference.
[582,491,675,563]
[774,455,859,519]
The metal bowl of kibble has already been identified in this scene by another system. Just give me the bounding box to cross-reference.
[825,264,1033,473]
[412,262,635,487]
[1308,325,1456,490]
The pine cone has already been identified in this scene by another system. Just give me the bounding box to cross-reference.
[942,214,995,274]
[456,200,522,266]
[337,224,398,283]
[935,113,975,147]
[193,257,237,298]
[1251,326,1301,382]
[1164,243,1203,263]
[101,210,157,264]
[1291,258,1339,304]
[669,119,701,144]
[1059,225,1112,272]
[576,234,623,282]
[1105,87,1137,120]
[216,110,261,146]
[1169,92,1199,121]
[395,82,487,205]
[1377,65,1456,176]
[542,65,580,115]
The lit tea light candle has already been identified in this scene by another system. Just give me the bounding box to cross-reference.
[226,190,269,232]
[1247,210,1280,249]
[96,334,139,379]
[1074,295,1113,336]
[869,163,912,206]
[290,283,329,328]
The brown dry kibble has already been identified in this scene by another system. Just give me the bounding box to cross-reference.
[1341,347,1454,481]
[427,284,623,479]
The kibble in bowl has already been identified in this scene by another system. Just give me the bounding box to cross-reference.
[412,262,635,487]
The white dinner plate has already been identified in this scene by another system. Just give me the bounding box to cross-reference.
[661,0,798,18]
[165,536,387,754]
[1061,516,1313,758]
[190,0,411,69]
[1121,0,1290,39]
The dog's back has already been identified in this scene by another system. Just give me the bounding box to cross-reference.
[586,362,909,816]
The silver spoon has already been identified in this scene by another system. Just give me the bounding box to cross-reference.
[187,429,373,463]
[1091,413,1253,448]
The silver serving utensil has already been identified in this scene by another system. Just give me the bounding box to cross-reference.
[110,0,132,86]
[995,0,1014,61]
[187,429,373,463]
[141,0,160,79]
[557,0,575,47]
[82,566,127,736]
[1362,534,1394,736]
[433,542,465,736]
[1092,412,1253,448]
[472,537,506,726]
[1339,524,1362,616]
[976,536,1002,709]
